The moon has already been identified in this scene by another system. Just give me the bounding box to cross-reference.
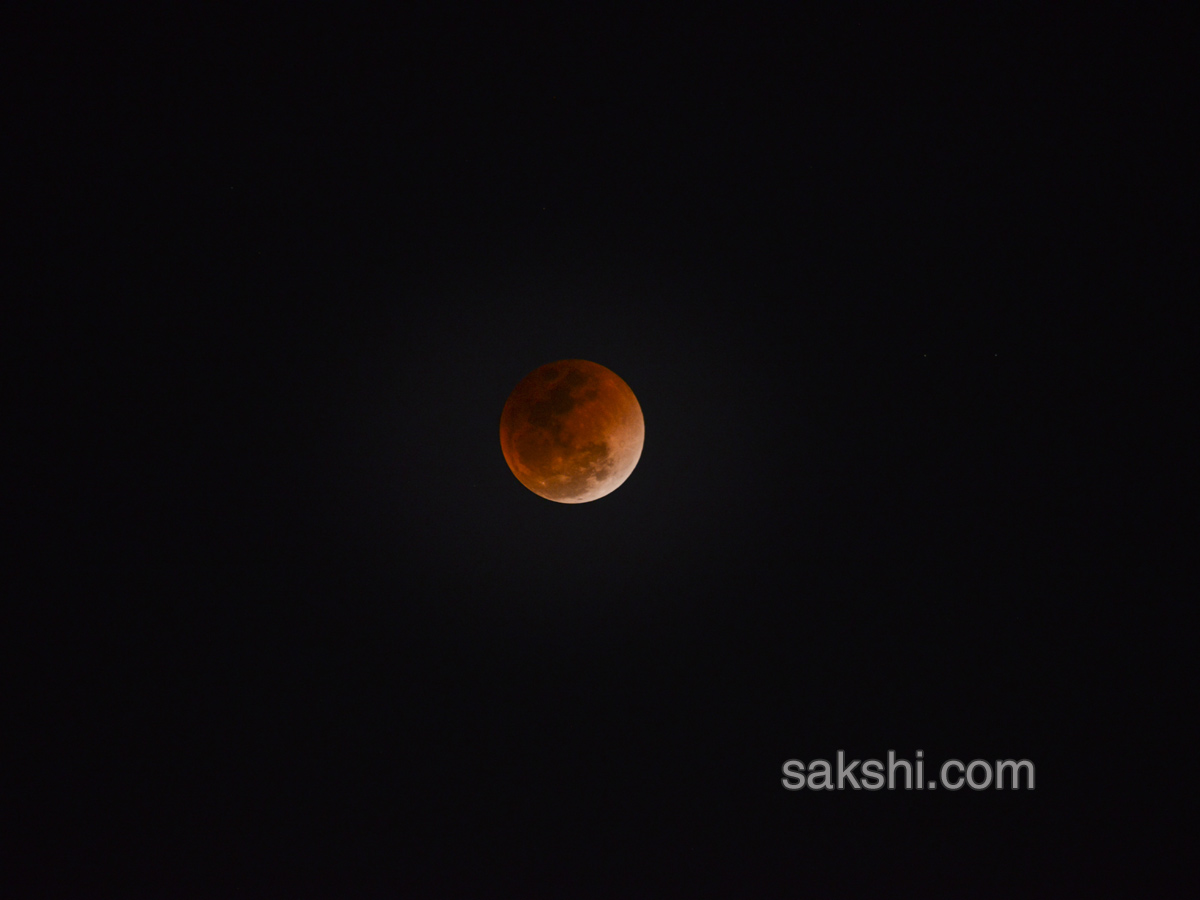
[499,359,644,503]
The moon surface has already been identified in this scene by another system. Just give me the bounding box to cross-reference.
[500,360,644,503]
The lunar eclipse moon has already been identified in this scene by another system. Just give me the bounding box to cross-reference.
[500,360,644,503]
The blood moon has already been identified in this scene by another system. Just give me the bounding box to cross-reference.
[499,360,644,503]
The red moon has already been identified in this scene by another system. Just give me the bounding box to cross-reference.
[499,360,644,503]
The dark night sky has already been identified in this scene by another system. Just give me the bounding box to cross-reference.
[6,5,1191,896]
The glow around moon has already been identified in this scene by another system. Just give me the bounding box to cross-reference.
[499,360,644,503]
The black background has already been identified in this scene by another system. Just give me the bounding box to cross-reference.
[6,4,1191,896]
